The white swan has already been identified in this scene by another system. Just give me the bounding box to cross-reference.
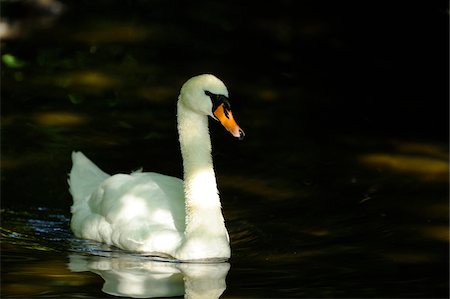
[69,74,244,261]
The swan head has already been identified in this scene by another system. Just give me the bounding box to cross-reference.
[179,74,245,140]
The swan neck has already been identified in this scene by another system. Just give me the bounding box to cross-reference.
[175,93,230,260]
[177,101,221,210]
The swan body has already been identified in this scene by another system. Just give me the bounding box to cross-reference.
[69,74,244,261]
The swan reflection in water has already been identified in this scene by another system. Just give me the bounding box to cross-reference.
[68,253,230,298]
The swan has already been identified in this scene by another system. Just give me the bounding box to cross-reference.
[69,74,244,261]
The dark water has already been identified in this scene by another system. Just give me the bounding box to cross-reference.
[1,1,449,298]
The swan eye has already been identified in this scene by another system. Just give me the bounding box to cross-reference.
[205,90,231,117]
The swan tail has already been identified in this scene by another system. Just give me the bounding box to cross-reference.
[68,151,110,204]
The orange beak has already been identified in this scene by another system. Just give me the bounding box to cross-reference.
[213,103,245,140]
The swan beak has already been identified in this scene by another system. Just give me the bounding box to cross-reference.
[213,103,245,140]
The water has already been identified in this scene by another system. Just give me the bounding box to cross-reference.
[1,1,449,298]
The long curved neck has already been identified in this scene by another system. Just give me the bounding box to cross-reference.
[177,101,225,236]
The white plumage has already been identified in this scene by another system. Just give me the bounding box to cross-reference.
[69,74,244,261]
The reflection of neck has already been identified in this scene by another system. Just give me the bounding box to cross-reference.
[181,263,230,299]
[177,101,226,236]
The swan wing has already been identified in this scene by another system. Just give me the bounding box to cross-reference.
[69,151,110,203]
[70,153,185,254]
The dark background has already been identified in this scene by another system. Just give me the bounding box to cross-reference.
[2,0,448,208]
[1,1,449,298]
